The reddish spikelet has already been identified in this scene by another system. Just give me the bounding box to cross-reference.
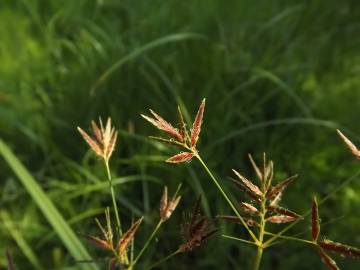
[319,239,360,258]
[117,217,144,259]
[318,249,340,270]
[337,129,360,160]
[83,235,113,251]
[240,202,259,215]
[166,152,194,163]
[266,175,297,200]
[6,250,15,270]
[77,127,103,157]
[232,169,262,197]
[179,198,217,253]
[230,178,261,203]
[312,197,320,242]
[266,206,301,219]
[191,99,206,147]
[78,117,118,162]
[160,186,181,221]
[267,215,298,223]
[141,109,183,142]
[91,120,103,142]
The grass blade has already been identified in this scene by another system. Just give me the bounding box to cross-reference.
[0,139,98,270]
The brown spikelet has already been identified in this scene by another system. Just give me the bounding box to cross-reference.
[91,120,102,142]
[141,109,183,142]
[191,98,205,147]
[6,250,16,270]
[319,239,360,258]
[267,215,298,223]
[232,169,262,197]
[117,217,144,259]
[160,186,181,221]
[312,197,320,242]
[266,205,302,219]
[166,152,194,163]
[77,127,103,157]
[337,129,360,159]
[266,175,297,200]
[78,117,118,162]
[83,235,113,251]
[179,197,216,252]
[318,249,340,270]
[229,177,261,203]
[240,202,259,215]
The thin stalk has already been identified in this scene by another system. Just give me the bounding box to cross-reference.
[264,169,360,247]
[146,250,180,270]
[263,232,315,246]
[105,161,123,237]
[132,220,163,266]
[253,185,266,270]
[195,154,258,242]
[222,235,258,246]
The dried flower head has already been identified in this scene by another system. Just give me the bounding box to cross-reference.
[337,129,360,160]
[84,208,114,252]
[142,99,206,163]
[160,185,182,222]
[178,197,217,252]
[77,117,118,163]
[84,209,143,268]
[226,154,301,225]
[116,217,144,263]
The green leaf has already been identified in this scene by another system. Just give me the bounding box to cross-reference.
[0,139,98,270]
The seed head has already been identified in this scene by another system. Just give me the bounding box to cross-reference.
[77,117,118,163]
[160,185,182,222]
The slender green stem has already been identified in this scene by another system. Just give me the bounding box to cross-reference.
[253,181,266,270]
[105,161,122,236]
[195,154,258,242]
[222,234,258,246]
[253,247,263,270]
[132,220,163,266]
[146,250,180,270]
[263,232,315,246]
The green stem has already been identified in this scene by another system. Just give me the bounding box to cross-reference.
[222,235,258,246]
[195,154,258,242]
[105,161,122,236]
[132,220,163,266]
[146,250,180,270]
[263,232,315,246]
[253,183,266,270]
[253,247,263,270]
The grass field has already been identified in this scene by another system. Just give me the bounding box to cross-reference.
[0,0,359,269]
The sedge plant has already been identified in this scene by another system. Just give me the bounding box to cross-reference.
[142,98,360,269]
[77,118,184,269]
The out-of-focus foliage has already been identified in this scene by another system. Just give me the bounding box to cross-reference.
[0,0,359,269]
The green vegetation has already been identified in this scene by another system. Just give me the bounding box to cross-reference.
[0,0,359,269]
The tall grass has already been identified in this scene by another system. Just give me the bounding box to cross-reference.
[0,0,359,268]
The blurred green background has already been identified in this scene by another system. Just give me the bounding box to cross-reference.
[0,0,359,269]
